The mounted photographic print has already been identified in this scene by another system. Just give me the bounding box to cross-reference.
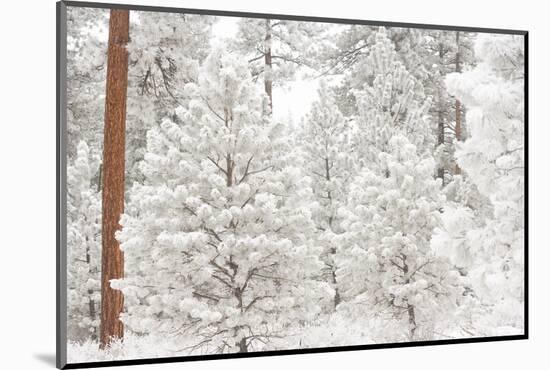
[56,1,528,368]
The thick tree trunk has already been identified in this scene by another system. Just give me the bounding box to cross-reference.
[454,31,462,175]
[264,19,273,113]
[99,9,129,349]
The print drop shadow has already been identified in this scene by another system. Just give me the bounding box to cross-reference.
[34,353,56,367]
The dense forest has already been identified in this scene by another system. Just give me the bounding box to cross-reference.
[65,6,525,362]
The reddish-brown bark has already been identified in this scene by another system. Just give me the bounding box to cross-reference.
[99,9,129,349]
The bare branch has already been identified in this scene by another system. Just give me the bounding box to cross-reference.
[245,295,274,312]
[238,156,255,184]
[207,155,228,175]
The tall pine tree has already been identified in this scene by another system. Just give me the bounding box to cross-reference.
[113,48,329,354]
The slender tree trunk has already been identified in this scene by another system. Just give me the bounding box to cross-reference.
[238,337,248,353]
[330,256,341,308]
[224,108,234,187]
[264,19,273,113]
[100,9,129,349]
[324,157,340,308]
[88,294,97,339]
[437,107,445,181]
[436,42,446,183]
[234,287,248,352]
[402,255,417,339]
[407,303,417,339]
[85,238,97,340]
[226,154,234,187]
[454,31,462,175]
[97,163,103,192]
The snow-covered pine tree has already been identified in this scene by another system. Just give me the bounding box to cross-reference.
[440,33,525,335]
[125,12,214,182]
[352,27,433,170]
[316,25,431,118]
[337,136,464,341]
[331,28,467,341]
[298,80,354,309]
[67,141,102,342]
[314,25,375,77]
[231,18,322,112]
[66,7,108,159]
[317,25,426,78]
[113,47,329,354]
[424,31,475,183]
[128,12,213,108]
[66,9,214,184]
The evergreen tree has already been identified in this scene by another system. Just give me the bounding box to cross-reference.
[66,7,109,159]
[298,80,354,309]
[441,33,525,335]
[232,18,321,112]
[337,136,464,341]
[424,31,475,183]
[352,27,433,171]
[125,12,214,182]
[129,12,213,106]
[113,48,329,354]
[67,141,102,342]
[317,25,426,78]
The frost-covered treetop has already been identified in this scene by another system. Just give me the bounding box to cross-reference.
[352,28,433,168]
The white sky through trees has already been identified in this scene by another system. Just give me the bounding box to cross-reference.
[211,15,321,125]
[91,13,334,125]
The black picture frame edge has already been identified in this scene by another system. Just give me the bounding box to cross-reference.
[61,334,527,370]
[523,31,529,340]
[56,1,529,369]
